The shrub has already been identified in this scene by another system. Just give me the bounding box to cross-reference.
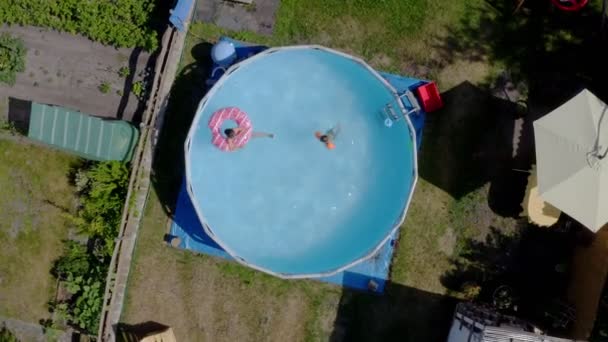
[118,67,130,78]
[0,325,19,342]
[98,82,111,94]
[50,162,129,333]
[73,161,129,257]
[0,34,26,86]
[52,241,90,279]
[53,261,105,333]
[52,161,130,334]
[131,80,146,100]
[0,1,158,50]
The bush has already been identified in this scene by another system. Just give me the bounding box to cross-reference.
[0,325,19,342]
[52,161,130,334]
[131,80,146,100]
[73,161,129,257]
[118,67,130,78]
[0,34,26,86]
[0,1,158,50]
[52,241,90,279]
[98,82,111,94]
[64,267,104,332]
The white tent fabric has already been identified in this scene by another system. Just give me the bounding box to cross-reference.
[533,89,608,231]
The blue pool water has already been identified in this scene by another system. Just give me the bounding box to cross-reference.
[186,47,416,276]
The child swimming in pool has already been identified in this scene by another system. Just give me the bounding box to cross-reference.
[225,128,274,151]
[315,124,340,150]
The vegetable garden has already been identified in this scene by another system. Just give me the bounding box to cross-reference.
[0,1,158,50]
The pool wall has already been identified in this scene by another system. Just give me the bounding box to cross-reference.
[185,44,423,279]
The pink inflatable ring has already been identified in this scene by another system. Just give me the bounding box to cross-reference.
[208,107,252,151]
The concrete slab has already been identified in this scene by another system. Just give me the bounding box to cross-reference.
[0,25,153,122]
[195,0,279,35]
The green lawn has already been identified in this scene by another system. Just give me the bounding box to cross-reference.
[0,137,78,323]
[121,0,526,340]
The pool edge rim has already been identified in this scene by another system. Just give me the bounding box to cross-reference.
[184,44,420,279]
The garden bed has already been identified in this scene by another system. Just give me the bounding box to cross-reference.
[0,1,158,50]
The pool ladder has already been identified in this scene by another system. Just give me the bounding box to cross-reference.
[382,91,421,127]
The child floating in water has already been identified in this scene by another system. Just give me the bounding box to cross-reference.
[225,128,274,151]
[315,124,340,150]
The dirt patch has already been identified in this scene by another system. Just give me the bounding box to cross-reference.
[0,25,151,121]
[195,0,280,35]
[438,227,457,256]
[438,60,491,89]
[263,293,307,341]
[369,53,393,69]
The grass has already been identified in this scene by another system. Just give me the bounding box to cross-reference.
[121,0,528,340]
[0,138,78,323]
[188,0,485,76]
[122,191,342,341]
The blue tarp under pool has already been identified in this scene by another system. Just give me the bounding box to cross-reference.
[169,0,195,32]
[169,38,427,293]
[170,180,396,292]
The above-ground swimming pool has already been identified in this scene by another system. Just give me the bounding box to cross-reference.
[185,46,418,278]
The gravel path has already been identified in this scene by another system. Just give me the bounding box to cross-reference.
[0,25,153,122]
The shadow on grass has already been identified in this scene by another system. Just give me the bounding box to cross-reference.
[440,219,593,337]
[419,80,532,216]
[150,42,214,218]
[436,0,608,96]
[421,0,608,207]
[330,280,457,342]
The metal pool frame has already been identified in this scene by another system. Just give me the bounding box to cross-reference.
[184,45,419,279]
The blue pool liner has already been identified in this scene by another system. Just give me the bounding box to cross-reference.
[207,38,427,148]
[167,37,427,293]
[169,180,396,292]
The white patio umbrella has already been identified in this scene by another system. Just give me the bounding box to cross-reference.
[533,89,608,232]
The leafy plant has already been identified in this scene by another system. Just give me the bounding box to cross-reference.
[0,1,158,50]
[98,82,111,94]
[118,67,130,78]
[0,325,19,342]
[70,275,103,331]
[52,241,90,278]
[0,120,17,134]
[50,161,129,334]
[54,263,105,333]
[0,33,26,86]
[70,161,129,257]
[131,80,146,99]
